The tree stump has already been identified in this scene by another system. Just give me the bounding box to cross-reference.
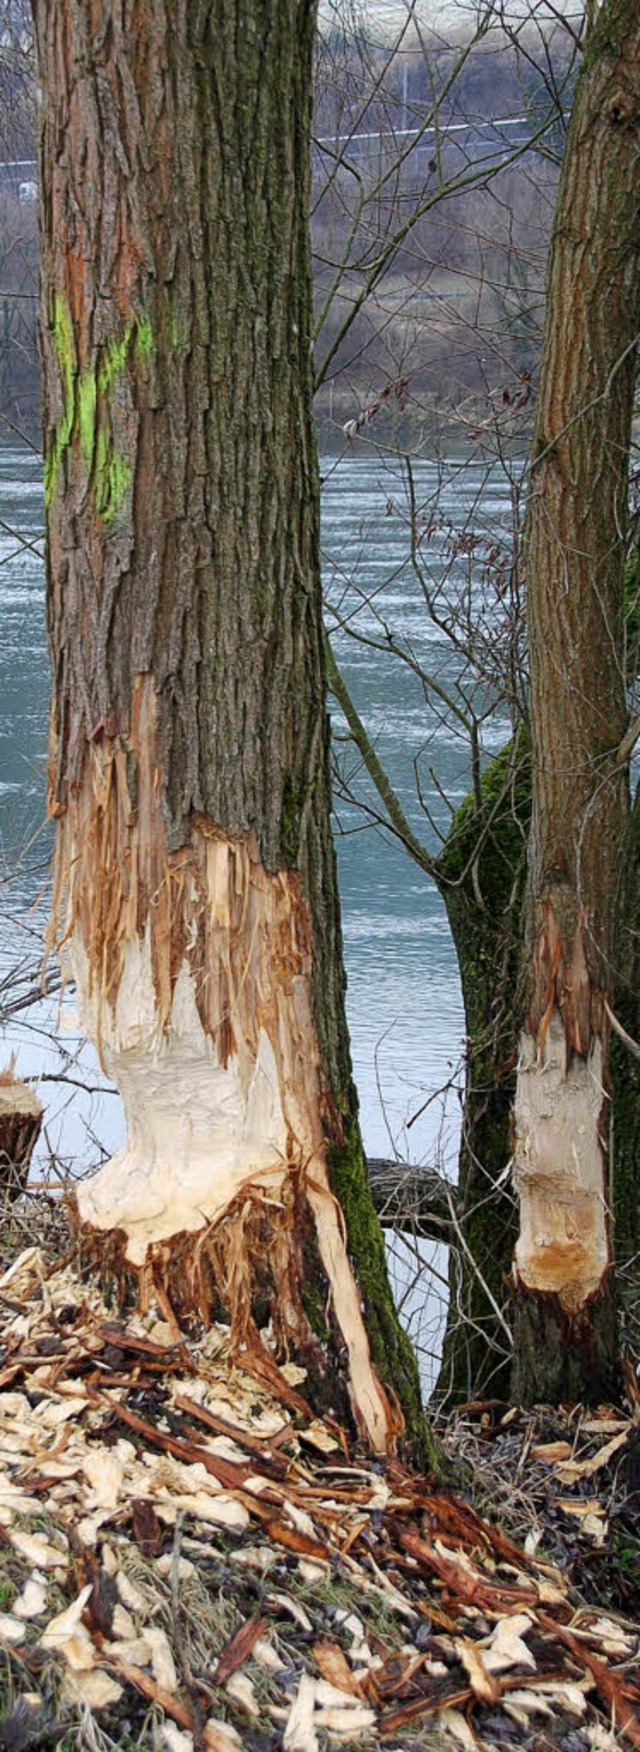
[0,1077,42,1201]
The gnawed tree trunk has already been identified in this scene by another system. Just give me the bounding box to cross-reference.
[611,780,640,1338]
[435,737,529,1404]
[0,1074,42,1202]
[34,0,427,1458]
[511,0,640,1405]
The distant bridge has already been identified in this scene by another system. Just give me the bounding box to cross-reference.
[0,158,37,200]
[313,114,537,175]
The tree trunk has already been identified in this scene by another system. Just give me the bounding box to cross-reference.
[511,0,640,1404]
[435,737,529,1404]
[34,0,427,1458]
[610,780,640,1339]
[0,1075,42,1202]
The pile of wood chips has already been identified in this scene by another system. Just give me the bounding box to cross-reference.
[0,1242,639,1752]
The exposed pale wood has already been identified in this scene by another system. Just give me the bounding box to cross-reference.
[34,0,428,1456]
[512,0,640,1400]
[0,1078,42,1201]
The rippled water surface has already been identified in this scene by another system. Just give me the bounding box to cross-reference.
[0,444,514,1218]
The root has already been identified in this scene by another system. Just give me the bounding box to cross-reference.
[72,1169,398,1447]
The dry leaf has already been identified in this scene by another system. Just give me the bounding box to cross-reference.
[557,1497,604,1518]
[509,1687,556,1718]
[555,1429,629,1484]
[531,1441,573,1463]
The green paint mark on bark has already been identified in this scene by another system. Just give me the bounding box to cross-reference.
[94,432,132,524]
[44,293,75,507]
[135,314,154,362]
[98,325,135,393]
[78,372,97,471]
[44,297,152,522]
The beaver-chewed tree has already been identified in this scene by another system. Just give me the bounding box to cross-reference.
[510,0,640,1404]
[33,0,427,1459]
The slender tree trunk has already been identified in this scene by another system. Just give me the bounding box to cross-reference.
[34,0,427,1458]
[511,0,640,1404]
[436,737,529,1404]
[610,782,640,1328]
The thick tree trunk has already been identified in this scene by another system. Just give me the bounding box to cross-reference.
[34,0,427,1457]
[512,0,640,1404]
[435,737,529,1404]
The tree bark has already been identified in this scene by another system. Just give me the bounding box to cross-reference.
[34,0,427,1458]
[512,0,640,1404]
[435,737,528,1404]
[610,780,640,1337]
[0,1075,42,1201]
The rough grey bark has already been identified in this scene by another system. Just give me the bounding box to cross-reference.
[511,0,640,1404]
[34,0,428,1458]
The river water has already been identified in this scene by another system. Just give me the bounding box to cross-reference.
[0,443,515,1381]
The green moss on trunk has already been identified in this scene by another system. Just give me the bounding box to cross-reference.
[328,1107,440,1472]
[612,780,640,1331]
[434,734,530,1403]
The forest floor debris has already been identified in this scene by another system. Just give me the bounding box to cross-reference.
[0,1229,639,1751]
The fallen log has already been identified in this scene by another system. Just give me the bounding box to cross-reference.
[367,1157,456,1241]
[0,1074,42,1201]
